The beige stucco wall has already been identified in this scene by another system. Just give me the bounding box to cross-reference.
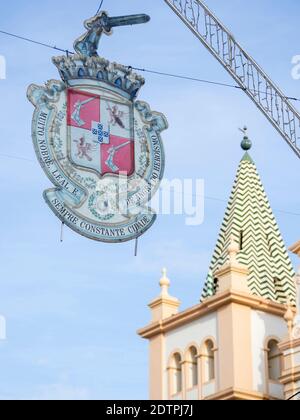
[164,312,217,399]
[160,306,287,399]
[251,310,286,398]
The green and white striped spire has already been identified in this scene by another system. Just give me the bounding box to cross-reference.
[201,130,296,304]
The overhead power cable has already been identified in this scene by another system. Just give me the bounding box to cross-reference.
[131,66,240,89]
[0,152,299,218]
[0,30,74,55]
[0,28,299,218]
[0,153,35,163]
[96,0,105,15]
[131,66,300,102]
[0,29,300,102]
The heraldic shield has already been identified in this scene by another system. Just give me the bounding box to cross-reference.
[68,89,135,177]
[27,12,168,243]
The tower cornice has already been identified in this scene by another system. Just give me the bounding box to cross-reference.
[138,289,294,339]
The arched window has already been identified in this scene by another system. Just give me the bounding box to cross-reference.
[170,353,183,395]
[203,340,215,383]
[267,340,281,381]
[187,346,198,388]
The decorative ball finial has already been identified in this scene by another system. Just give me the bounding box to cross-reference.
[160,268,170,296]
[239,126,252,151]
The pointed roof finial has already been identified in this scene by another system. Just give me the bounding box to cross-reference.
[228,234,239,264]
[201,129,296,304]
[147,269,180,323]
[239,126,252,151]
[160,268,170,297]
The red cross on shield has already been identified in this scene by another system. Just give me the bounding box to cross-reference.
[67,89,135,177]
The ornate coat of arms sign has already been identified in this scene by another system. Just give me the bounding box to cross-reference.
[27,12,167,243]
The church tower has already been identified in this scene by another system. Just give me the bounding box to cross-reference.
[279,243,300,400]
[138,134,298,400]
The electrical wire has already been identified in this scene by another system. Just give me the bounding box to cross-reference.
[0,28,299,218]
[96,0,105,15]
[165,189,300,217]
[0,29,299,102]
[0,153,298,217]
[131,66,300,102]
[0,153,35,163]
[131,66,241,90]
[0,30,74,55]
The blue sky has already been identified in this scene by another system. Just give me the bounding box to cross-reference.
[0,0,299,400]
